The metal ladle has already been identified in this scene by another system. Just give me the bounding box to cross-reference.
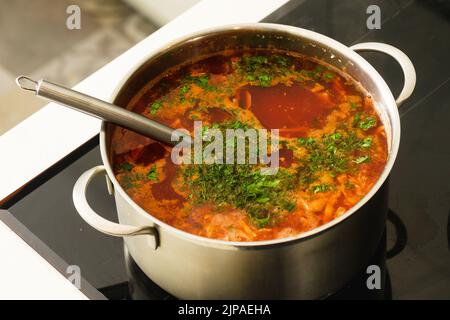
[15,76,191,146]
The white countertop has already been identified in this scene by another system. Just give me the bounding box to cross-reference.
[0,0,288,299]
[0,219,88,300]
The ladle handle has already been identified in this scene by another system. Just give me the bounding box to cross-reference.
[16,76,182,145]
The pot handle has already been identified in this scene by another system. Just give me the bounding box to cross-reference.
[73,166,158,248]
[350,42,416,107]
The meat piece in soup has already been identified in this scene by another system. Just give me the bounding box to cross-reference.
[110,50,388,242]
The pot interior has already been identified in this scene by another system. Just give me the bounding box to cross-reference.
[101,25,398,245]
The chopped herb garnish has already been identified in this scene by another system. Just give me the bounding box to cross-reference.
[353,112,362,126]
[180,84,190,94]
[330,132,342,140]
[237,55,293,87]
[236,54,337,87]
[181,122,296,228]
[300,69,319,80]
[296,128,375,186]
[195,75,209,89]
[311,184,332,194]
[150,101,162,115]
[120,161,133,172]
[183,163,296,228]
[251,214,271,228]
[258,74,272,87]
[147,166,158,181]
[354,113,377,131]
[353,155,370,164]
[297,137,316,146]
[300,66,334,81]
[282,201,296,212]
[183,74,216,91]
[350,102,360,109]
[357,116,377,130]
[359,137,373,148]
[274,55,289,66]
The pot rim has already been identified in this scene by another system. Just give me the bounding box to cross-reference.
[99,23,400,249]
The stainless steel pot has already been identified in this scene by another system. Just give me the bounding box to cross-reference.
[72,23,416,299]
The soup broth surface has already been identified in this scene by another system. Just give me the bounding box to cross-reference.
[111,50,388,241]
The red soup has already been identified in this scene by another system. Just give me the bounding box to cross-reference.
[110,50,388,241]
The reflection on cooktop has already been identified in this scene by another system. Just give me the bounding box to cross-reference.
[447,209,450,251]
[386,209,408,259]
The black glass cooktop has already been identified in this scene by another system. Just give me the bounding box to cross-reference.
[4,0,450,299]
